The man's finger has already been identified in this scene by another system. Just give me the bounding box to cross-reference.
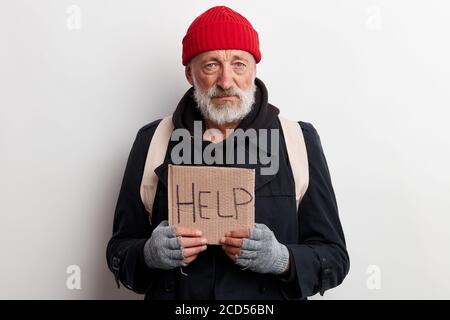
[179,236,207,248]
[183,245,207,258]
[225,229,250,238]
[175,226,202,237]
[220,237,243,248]
[184,254,199,264]
[222,245,241,256]
[225,252,236,262]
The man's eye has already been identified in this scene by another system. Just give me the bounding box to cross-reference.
[205,63,217,70]
[235,62,246,68]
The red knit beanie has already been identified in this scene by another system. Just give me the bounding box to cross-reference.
[182,6,261,66]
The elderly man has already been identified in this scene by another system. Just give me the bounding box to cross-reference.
[107,6,349,300]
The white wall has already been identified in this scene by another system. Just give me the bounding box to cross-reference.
[1,0,449,299]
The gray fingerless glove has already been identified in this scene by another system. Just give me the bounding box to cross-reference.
[143,220,187,270]
[235,223,289,275]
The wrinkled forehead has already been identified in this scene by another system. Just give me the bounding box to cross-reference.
[191,50,256,65]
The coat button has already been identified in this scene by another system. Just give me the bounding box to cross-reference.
[111,257,120,271]
[259,285,267,294]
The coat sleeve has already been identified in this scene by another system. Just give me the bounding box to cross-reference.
[282,121,350,298]
[106,120,161,294]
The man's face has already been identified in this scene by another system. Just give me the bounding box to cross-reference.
[186,49,257,125]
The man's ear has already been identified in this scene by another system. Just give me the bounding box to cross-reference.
[185,64,194,86]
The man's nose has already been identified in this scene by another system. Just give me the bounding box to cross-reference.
[216,65,234,91]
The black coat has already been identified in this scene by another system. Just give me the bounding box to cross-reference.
[106,78,349,300]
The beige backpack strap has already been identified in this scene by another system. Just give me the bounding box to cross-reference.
[279,116,309,209]
[140,115,174,224]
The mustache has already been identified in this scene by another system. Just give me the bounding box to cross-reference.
[208,86,242,99]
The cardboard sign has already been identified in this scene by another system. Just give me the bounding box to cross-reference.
[168,164,255,244]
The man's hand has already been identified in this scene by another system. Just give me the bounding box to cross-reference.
[220,228,249,261]
[175,225,208,264]
[220,223,290,275]
[144,220,207,270]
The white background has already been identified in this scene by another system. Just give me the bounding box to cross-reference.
[1,0,449,299]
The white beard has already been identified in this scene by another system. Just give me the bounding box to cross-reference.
[192,76,256,125]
